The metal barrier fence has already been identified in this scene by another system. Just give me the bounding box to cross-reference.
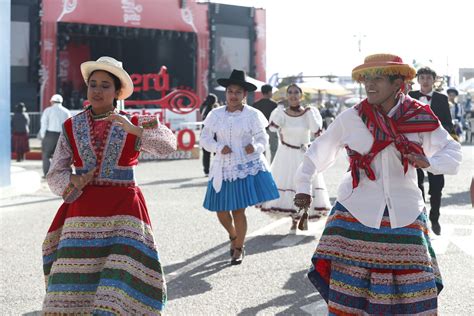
[10,112,41,138]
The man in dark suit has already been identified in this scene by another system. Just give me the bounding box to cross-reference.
[252,84,278,161]
[409,67,454,235]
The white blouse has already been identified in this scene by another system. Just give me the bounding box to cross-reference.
[295,100,462,229]
[269,106,323,144]
[200,105,270,192]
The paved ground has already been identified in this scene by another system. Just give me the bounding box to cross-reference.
[1,144,473,315]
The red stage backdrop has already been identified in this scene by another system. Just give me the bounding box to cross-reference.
[40,0,266,159]
[40,0,209,109]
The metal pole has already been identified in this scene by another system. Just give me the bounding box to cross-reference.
[0,0,11,187]
[354,33,366,100]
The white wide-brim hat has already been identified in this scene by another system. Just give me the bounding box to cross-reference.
[80,56,134,100]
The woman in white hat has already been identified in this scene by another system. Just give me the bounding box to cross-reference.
[42,56,176,314]
[201,69,279,265]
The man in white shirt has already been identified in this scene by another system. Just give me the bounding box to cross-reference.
[39,94,72,176]
[293,53,462,315]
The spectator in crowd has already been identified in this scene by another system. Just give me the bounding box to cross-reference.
[409,67,455,235]
[199,93,220,176]
[464,92,472,113]
[252,84,278,161]
[11,102,30,162]
[39,94,72,176]
[447,87,464,139]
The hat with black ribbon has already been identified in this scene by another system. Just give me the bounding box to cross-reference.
[217,69,257,92]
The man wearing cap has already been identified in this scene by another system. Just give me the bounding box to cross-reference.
[294,54,462,314]
[409,67,455,235]
[38,94,71,176]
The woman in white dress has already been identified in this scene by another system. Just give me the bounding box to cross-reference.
[260,84,331,231]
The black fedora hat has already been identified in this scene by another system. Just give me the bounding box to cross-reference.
[217,69,257,92]
[446,87,459,96]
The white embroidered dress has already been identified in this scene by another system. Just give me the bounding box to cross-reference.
[260,106,331,219]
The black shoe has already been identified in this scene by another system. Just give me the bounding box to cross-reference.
[229,235,237,257]
[431,221,441,235]
[230,247,245,265]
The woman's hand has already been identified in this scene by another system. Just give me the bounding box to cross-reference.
[294,193,312,209]
[106,114,143,137]
[70,168,96,190]
[406,153,430,168]
[244,144,255,154]
[221,145,232,155]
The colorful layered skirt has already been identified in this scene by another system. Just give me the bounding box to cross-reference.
[203,170,279,211]
[11,132,30,155]
[308,202,442,315]
[42,185,166,315]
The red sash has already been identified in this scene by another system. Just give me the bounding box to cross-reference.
[347,95,439,188]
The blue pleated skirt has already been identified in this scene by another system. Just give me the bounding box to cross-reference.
[203,171,280,211]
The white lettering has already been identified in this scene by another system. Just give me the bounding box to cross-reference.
[121,0,142,25]
[139,150,193,161]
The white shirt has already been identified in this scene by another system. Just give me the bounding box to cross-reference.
[39,103,72,138]
[200,105,269,192]
[419,90,433,105]
[295,100,462,229]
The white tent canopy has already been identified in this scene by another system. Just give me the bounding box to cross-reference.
[458,78,474,93]
[298,78,350,96]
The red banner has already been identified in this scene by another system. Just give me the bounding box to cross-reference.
[40,0,210,109]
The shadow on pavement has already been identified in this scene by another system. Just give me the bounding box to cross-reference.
[245,234,314,256]
[0,196,61,209]
[140,177,201,186]
[441,190,471,207]
[171,180,208,189]
[237,269,325,316]
[165,234,314,301]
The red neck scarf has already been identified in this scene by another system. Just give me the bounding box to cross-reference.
[346,95,439,188]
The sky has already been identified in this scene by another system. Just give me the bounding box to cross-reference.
[206,0,473,83]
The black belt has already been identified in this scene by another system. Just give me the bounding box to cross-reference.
[281,140,306,149]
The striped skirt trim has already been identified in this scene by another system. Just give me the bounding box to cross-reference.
[326,261,438,315]
[42,215,165,315]
[308,202,441,315]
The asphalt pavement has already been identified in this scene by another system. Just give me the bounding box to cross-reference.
[0,144,473,315]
